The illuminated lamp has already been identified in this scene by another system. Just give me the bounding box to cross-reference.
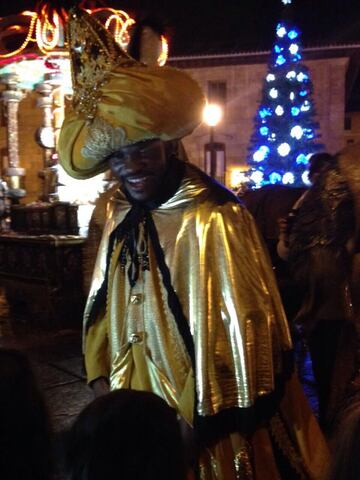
[253,145,269,162]
[297,72,308,82]
[288,29,298,39]
[277,143,291,156]
[269,88,278,99]
[282,172,295,184]
[302,170,311,185]
[275,105,284,116]
[266,73,275,82]
[250,170,264,185]
[269,172,282,184]
[290,125,303,139]
[289,43,299,54]
[276,55,286,66]
[296,153,309,165]
[301,101,310,112]
[276,24,287,38]
[259,107,272,119]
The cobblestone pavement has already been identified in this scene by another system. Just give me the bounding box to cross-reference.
[0,291,92,433]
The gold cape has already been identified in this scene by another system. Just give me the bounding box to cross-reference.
[84,163,292,416]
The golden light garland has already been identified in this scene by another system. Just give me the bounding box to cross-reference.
[0,6,169,64]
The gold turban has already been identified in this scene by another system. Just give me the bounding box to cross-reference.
[58,8,205,179]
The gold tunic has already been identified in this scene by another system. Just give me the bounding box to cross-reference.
[84,163,328,479]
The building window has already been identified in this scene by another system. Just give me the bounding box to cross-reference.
[344,115,352,131]
[208,81,227,106]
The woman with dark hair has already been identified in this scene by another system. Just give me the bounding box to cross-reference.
[66,389,188,480]
[0,348,52,480]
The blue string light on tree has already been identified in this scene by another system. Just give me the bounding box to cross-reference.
[247,0,323,187]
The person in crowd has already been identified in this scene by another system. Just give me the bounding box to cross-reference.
[66,389,188,480]
[326,399,360,480]
[277,152,335,262]
[0,348,52,480]
[279,149,359,434]
[59,7,328,478]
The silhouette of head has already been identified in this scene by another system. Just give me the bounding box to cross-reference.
[66,389,187,480]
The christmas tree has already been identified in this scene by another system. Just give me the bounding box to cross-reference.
[247,2,322,187]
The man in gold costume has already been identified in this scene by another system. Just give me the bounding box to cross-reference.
[59,8,328,479]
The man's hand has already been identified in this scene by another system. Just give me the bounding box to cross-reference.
[90,377,110,397]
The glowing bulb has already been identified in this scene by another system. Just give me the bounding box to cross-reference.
[296,154,309,165]
[288,30,298,39]
[282,172,295,184]
[302,171,311,185]
[266,73,276,82]
[305,128,315,139]
[297,72,308,82]
[253,145,270,162]
[301,101,310,112]
[277,25,287,38]
[286,71,296,79]
[289,43,299,55]
[203,103,223,127]
[260,126,269,136]
[250,170,264,185]
[269,88,278,99]
[269,172,282,184]
[291,107,300,116]
[275,105,284,116]
[259,107,272,118]
[289,92,295,100]
[290,125,303,139]
[276,55,286,66]
[278,143,291,157]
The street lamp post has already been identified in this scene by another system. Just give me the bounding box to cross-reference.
[203,103,223,181]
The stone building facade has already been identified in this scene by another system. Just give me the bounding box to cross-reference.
[170,45,359,187]
[0,44,359,201]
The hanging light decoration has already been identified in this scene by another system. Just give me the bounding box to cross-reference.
[0,4,168,64]
[282,172,295,184]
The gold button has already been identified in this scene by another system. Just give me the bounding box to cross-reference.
[129,333,142,344]
[130,293,143,305]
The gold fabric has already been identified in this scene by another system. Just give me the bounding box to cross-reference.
[84,163,292,415]
[58,8,205,179]
[84,163,329,478]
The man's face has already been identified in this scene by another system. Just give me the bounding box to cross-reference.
[109,139,168,202]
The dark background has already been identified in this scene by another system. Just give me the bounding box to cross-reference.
[1,0,360,55]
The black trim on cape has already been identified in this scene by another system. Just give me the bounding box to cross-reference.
[85,158,295,445]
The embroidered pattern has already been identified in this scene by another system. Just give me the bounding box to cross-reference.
[234,444,254,480]
[270,412,308,479]
[67,8,136,121]
[81,117,129,162]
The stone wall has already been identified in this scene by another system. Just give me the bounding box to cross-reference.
[182,56,349,186]
[0,55,350,198]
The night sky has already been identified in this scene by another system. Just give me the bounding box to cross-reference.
[1,0,360,55]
